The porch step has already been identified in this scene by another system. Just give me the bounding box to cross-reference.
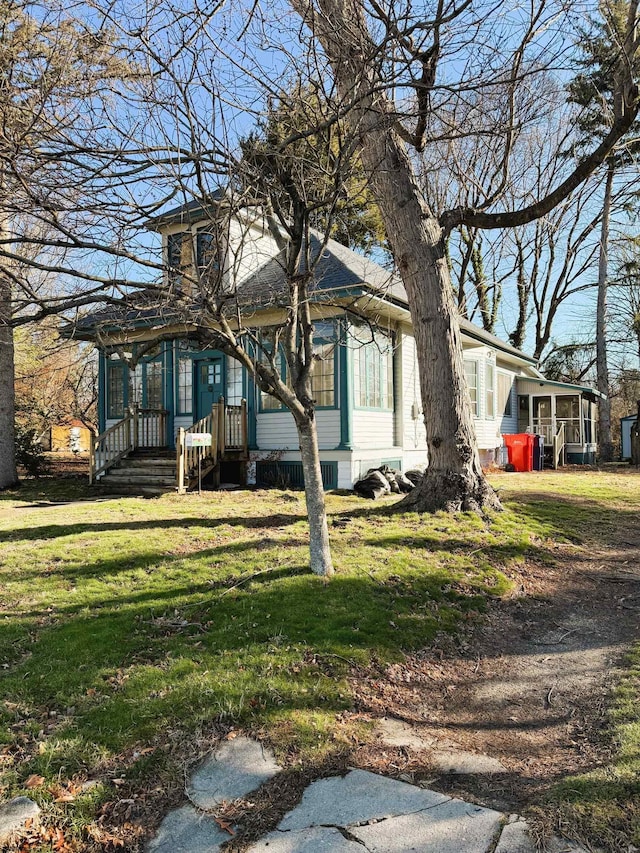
[96,451,178,495]
[101,472,177,486]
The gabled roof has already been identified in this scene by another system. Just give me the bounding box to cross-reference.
[68,214,538,368]
[145,190,226,230]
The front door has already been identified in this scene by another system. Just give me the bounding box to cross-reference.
[196,356,224,420]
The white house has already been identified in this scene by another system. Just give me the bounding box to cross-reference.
[72,199,601,492]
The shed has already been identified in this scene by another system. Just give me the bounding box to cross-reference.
[50,421,93,454]
[620,414,638,460]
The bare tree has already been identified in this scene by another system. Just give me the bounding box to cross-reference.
[283,0,639,511]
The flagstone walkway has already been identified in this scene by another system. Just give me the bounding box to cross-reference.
[145,736,590,853]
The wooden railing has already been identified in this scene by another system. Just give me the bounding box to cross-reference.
[175,398,248,493]
[176,403,221,494]
[89,407,168,483]
[134,407,168,449]
[225,401,248,452]
[90,412,134,484]
[552,421,566,470]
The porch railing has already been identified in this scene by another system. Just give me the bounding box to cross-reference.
[552,421,566,470]
[89,412,134,484]
[175,398,248,493]
[176,402,221,494]
[532,417,581,446]
[89,406,168,484]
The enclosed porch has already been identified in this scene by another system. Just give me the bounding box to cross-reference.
[515,378,601,466]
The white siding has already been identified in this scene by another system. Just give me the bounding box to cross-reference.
[173,415,194,444]
[497,368,518,436]
[399,330,427,450]
[228,218,282,286]
[256,409,341,450]
[352,410,395,448]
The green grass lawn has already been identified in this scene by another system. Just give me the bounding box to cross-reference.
[0,469,638,850]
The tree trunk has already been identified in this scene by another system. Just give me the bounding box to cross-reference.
[296,416,334,577]
[0,274,17,490]
[292,0,499,512]
[597,162,614,462]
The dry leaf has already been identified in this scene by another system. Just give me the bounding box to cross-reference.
[54,792,75,803]
[24,774,45,789]
[214,817,235,836]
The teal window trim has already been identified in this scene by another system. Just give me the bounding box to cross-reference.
[338,320,353,449]
[258,323,339,413]
[132,345,165,409]
[106,359,126,419]
[98,350,107,432]
[176,350,195,416]
[164,342,174,446]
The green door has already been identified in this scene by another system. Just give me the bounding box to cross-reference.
[196,356,224,420]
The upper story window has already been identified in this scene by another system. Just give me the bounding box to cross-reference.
[196,229,221,279]
[167,232,191,289]
[167,228,221,290]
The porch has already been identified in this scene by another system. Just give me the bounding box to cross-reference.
[90,399,248,494]
[515,378,600,467]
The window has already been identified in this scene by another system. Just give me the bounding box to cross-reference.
[131,345,164,409]
[259,329,285,411]
[259,323,337,411]
[177,357,193,414]
[352,326,394,409]
[196,229,220,278]
[146,361,163,408]
[167,232,193,288]
[226,358,243,405]
[464,360,478,416]
[498,373,513,417]
[107,361,125,419]
[312,342,335,407]
[485,362,495,418]
[176,340,196,415]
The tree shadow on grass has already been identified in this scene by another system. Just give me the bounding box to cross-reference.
[0,567,466,757]
[0,513,309,543]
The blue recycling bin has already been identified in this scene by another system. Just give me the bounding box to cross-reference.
[533,434,544,471]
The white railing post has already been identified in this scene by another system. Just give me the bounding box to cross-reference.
[176,427,186,493]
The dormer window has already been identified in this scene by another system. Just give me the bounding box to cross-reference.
[196,228,220,280]
[167,232,191,289]
[166,228,221,291]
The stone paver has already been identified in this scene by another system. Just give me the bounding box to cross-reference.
[248,826,364,852]
[147,736,596,853]
[350,798,503,853]
[377,717,436,750]
[430,748,507,775]
[147,805,228,853]
[377,717,507,774]
[187,736,281,809]
[279,769,450,831]
[0,797,41,843]
[494,819,536,853]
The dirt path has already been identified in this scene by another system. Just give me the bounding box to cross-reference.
[349,517,640,814]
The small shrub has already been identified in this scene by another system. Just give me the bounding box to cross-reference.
[15,425,48,477]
